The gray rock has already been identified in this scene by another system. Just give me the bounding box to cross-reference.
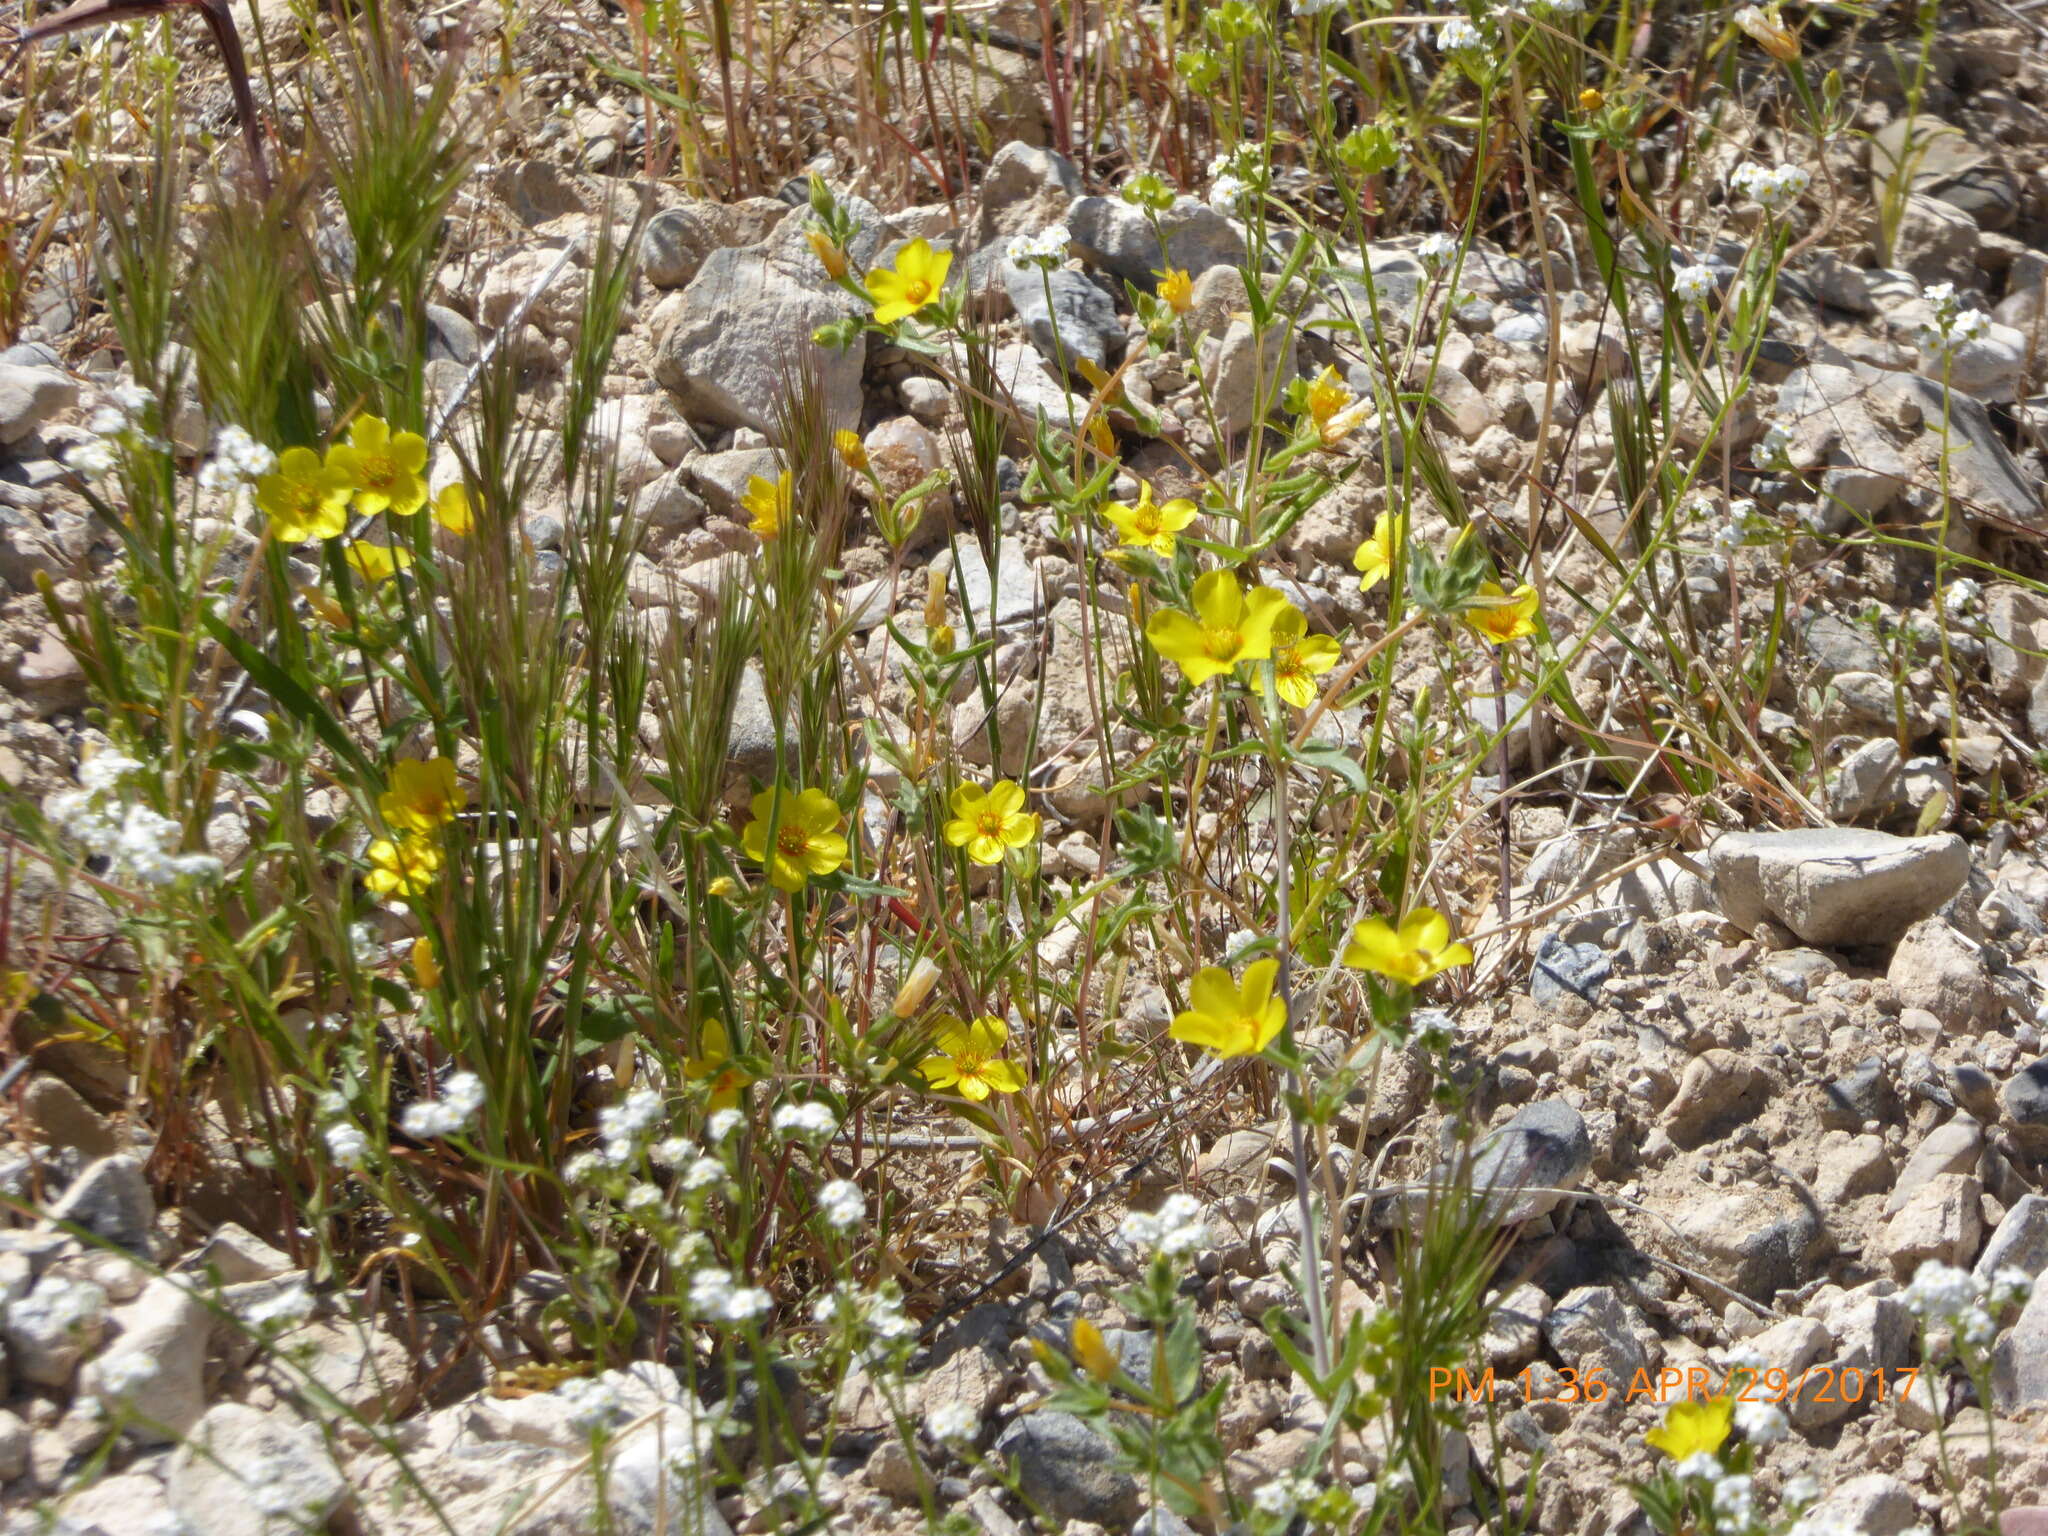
[46,1153,155,1253]
[969,142,1083,249]
[1458,1099,1591,1228]
[1004,264,1122,375]
[0,365,77,447]
[2,1274,107,1386]
[1976,1194,2048,1283]
[1671,1186,1827,1301]
[1529,934,1609,1006]
[1198,315,1296,436]
[994,1410,1141,1526]
[950,338,1085,437]
[1829,737,1903,822]
[80,1276,211,1442]
[168,1404,345,1536]
[1664,1050,1770,1148]
[1707,828,1971,948]
[424,304,479,366]
[2002,1057,2048,1154]
[1892,193,1981,286]
[1887,918,1999,1030]
[943,533,1045,629]
[1874,1172,1982,1275]
[1820,1056,1897,1131]
[1065,195,1245,291]
[1801,1474,1922,1536]
[185,1223,294,1285]
[19,1074,117,1157]
[1993,1280,2048,1411]
[1800,611,1888,674]
[1886,1117,1984,1216]
[0,1407,25,1481]
[1542,1285,1648,1384]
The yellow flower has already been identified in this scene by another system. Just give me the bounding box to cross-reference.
[365,834,442,905]
[299,582,350,628]
[328,415,429,518]
[1341,907,1473,986]
[1579,86,1605,111]
[807,227,849,281]
[1264,609,1341,709]
[1072,1317,1119,1382]
[256,446,352,542]
[707,875,741,900]
[1169,958,1287,1059]
[433,481,472,536]
[1733,3,1799,62]
[379,756,462,835]
[1102,482,1198,559]
[742,471,789,541]
[410,936,441,990]
[1353,510,1405,592]
[1645,1394,1733,1462]
[685,1018,754,1110]
[866,238,953,326]
[741,786,848,893]
[1306,364,1370,445]
[1144,569,1295,686]
[943,779,1040,865]
[344,541,413,585]
[833,429,869,471]
[1464,581,1540,646]
[1158,268,1193,315]
[920,1015,1025,1101]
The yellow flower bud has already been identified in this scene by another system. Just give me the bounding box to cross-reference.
[892,957,942,1018]
[410,936,441,990]
[807,227,849,280]
[1072,1317,1118,1382]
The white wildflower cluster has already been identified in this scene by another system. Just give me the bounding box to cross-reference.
[1005,224,1072,271]
[1416,232,1459,267]
[707,1107,744,1144]
[1756,420,1794,469]
[1711,1473,1758,1531]
[925,1400,980,1445]
[1436,15,1490,59]
[687,1265,773,1326]
[1119,1192,1208,1262]
[1942,577,1983,619]
[95,1351,162,1400]
[1206,146,1268,214]
[1714,498,1761,550]
[400,1070,485,1139]
[242,1281,316,1334]
[1732,1397,1787,1444]
[1251,1470,1320,1518]
[816,1178,864,1232]
[1914,281,1992,361]
[1672,263,1718,307]
[324,1121,369,1166]
[1902,1258,2031,1351]
[597,1086,667,1165]
[1781,1475,1821,1511]
[556,1374,626,1436]
[1294,0,1347,15]
[67,382,161,480]
[1729,161,1810,212]
[651,1135,725,1194]
[45,751,224,888]
[772,1100,839,1144]
[812,1282,918,1364]
[196,424,278,495]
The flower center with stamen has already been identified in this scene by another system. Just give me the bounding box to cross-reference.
[776,826,811,858]
[1133,507,1163,537]
[905,279,931,304]
[362,454,396,488]
[1204,627,1243,661]
[976,810,1007,839]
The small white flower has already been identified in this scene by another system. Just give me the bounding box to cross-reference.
[622,1182,665,1216]
[198,424,277,492]
[1711,1473,1755,1528]
[1672,263,1717,306]
[243,1281,316,1332]
[564,1151,605,1185]
[926,1400,980,1443]
[96,1351,162,1398]
[1990,1266,2035,1311]
[1417,232,1459,266]
[1729,162,1810,212]
[557,1374,625,1435]
[1733,1400,1787,1443]
[1781,1473,1821,1510]
[1756,421,1794,468]
[1672,1451,1722,1482]
[65,438,118,480]
[817,1178,864,1232]
[1437,16,1487,54]
[401,1070,485,1139]
[772,1100,839,1144]
[324,1122,369,1166]
[598,1087,666,1159]
[707,1108,744,1144]
[1004,224,1072,271]
[1941,578,1982,618]
[1207,173,1250,213]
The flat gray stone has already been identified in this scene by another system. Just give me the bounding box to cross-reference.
[1707,828,1971,948]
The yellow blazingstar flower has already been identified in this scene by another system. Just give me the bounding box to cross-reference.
[1733,3,1799,62]
[1306,366,1354,431]
[1645,1394,1734,1462]
[1072,1317,1119,1381]
[344,540,413,585]
[433,481,473,536]
[365,834,442,905]
[328,415,429,518]
[410,936,442,990]
[742,471,790,541]
[943,779,1040,865]
[1102,482,1198,558]
[379,756,462,835]
[1579,86,1605,111]
[833,429,869,471]
[1144,569,1295,686]
[1158,268,1193,315]
[685,1018,754,1110]
[1341,907,1473,986]
[919,1015,1025,1101]
[807,227,850,281]
[866,238,953,326]
[741,786,848,893]
[256,446,353,542]
[1353,511,1404,593]
[1464,581,1540,646]
[1169,958,1287,1059]
[1264,609,1342,709]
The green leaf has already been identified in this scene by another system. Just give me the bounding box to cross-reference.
[199,611,377,784]
[1288,742,1370,794]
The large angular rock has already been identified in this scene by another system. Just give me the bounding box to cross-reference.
[1888,919,2001,1030]
[1004,263,1122,375]
[995,1410,1141,1527]
[168,1404,346,1536]
[1373,1098,1591,1231]
[639,198,790,289]
[1993,1281,2048,1412]
[969,142,1083,249]
[1671,1186,1827,1301]
[1707,828,1971,948]
[80,1276,212,1442]
[1066,195,1245,292]
[0,364,77,447]
[44,1153,155,1253]
[653,198,888,435]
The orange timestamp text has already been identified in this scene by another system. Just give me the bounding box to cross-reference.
[1427,1363,1921,1407]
